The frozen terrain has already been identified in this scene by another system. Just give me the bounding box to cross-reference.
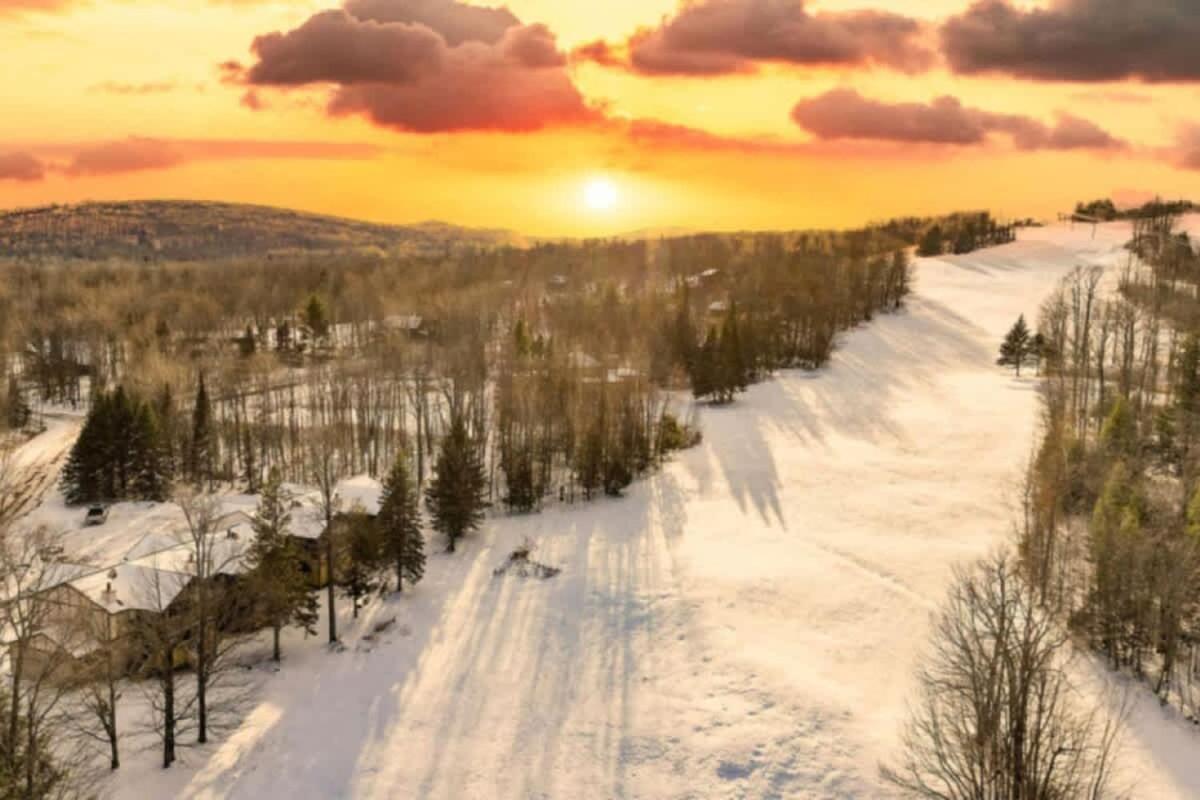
[75,218,1198,798]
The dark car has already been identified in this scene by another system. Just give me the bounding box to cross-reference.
[84,505,109,526]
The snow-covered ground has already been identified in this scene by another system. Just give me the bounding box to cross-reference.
[63,217,1200,798]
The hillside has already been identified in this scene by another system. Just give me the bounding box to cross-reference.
[21,218,1178,799]
[0,200,524,261]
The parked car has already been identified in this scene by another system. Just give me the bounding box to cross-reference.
[84,505,109,526]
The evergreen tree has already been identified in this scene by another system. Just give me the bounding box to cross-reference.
[997,315,1033,376]
[246,469,317,661]
[130,402,169,501]
[1029,332,1047,374]
[60,398,107,505]
[425,413,487,553]
[155,383,178,479]
[377,453,425,593]
[671,285,697,377]
[60,386,171,505]
[917,225,945,257]
[718,301,748,402]
[189,374,213,488]
[5,377,30,431]
[575,410,606,500]
[341,513,383,618]
[690,327,719,400]
[302,294,330,344]
[238,324,257,357]
[1100,397,1138,458]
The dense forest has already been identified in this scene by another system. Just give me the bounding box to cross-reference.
[0,207,1023,512]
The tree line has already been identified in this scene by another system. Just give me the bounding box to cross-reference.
[1017,208,1200,721]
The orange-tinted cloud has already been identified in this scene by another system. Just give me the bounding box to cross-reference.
[580,0,934,76]
[0,152,45,182]
[241,0,598,133]
[791,89,1125,151]
[1172,125,1200,170]
[2,137,383,179]
[90,81,193,95]
[942,0,1200,83]
[0,0,74,13]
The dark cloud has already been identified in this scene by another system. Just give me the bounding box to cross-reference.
[247,10,445,86]
[0,152,45,182]
[581,0,934,76]
[327,26,596,133]
[942,0,1200,83]
[790,89,1125,151]
[241,0,597,133]
[342,0,517,45]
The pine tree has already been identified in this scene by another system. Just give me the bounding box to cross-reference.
[303,294,330,344]
[575,410,606,500]
[189,375,213,488]
[238,324,257,358]
[130,402,169,502]
[672,285,697,377]
[378,453,425,593]
[341,514,382,618]
[997,315,1032,376]
[718,301,748,402]
[690,327,719,400]
[246,469,317,661]
[5,377,30,431]
[425,414,487,553]
[61,398,106,505]
[1100,397,1137,457]
[917,225,945,257]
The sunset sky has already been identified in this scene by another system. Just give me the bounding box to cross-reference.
[1,0,1198,236]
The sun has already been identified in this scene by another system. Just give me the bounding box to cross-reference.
[583,178,619,212]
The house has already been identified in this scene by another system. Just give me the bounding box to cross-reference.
[380,314,438,340]
[7,509,257,681]
[283,476,383,588]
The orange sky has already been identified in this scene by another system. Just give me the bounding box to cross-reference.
[0,0,1197,237]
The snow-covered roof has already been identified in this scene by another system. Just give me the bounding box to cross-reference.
[288,502,327,541]
[337,475,383,516]
[69,562,190,614]
[567,350,601,370]
[382,314,423,331]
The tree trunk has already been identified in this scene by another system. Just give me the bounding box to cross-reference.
[326,525,338,644]
[109,678,120,770]
[163,660,175,769]
[273,624,282,663]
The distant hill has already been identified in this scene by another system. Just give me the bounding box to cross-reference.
[0,200,525,261]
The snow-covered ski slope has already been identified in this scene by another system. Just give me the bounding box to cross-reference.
[112,220,1200,799]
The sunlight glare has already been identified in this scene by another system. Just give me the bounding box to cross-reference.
[583,178,619,212]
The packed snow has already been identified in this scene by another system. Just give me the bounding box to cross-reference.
[19,218,1200,798]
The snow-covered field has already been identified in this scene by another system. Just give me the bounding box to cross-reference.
[47,218,1199,798]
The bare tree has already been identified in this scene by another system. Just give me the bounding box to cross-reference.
[135,566,194,770]
[174,487,250,746]
[305,431,341,644]
[0,526,89,798]
[882,553,1125,800]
